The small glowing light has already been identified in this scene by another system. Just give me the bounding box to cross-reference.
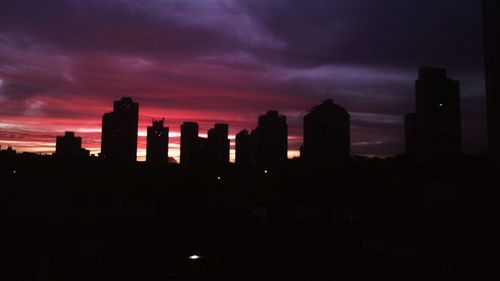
[189,255,201,260]
[439,103,444,107]
[217,176,221,180]
[264,170,268,174]
[13,170,17,174]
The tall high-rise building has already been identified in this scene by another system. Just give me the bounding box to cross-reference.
[483,0,500,169]
[256,111,288,168]
[146,119,169,164]
[303,99,350,167]
[415,67,462,162]
[235,129,250,167]
[194,136,210,167]
[207,123,229,167]
[55,131,89,160]
[101,97,139,162]
[180,122,199,167]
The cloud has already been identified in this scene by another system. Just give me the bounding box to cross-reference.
[238,0,483,69]
[0,0,282,59]
[0,0,488,158]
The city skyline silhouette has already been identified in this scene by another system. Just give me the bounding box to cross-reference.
[1,1,499,280]
[0,0,488,162]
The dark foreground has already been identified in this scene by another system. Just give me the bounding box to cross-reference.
[1,155,499,280]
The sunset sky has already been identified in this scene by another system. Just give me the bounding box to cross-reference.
[0,0,486,161]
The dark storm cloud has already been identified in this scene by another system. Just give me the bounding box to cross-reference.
[0,82,47,99]
[0,0,252,58]
[238,0,483,69]
[0,0,484,66]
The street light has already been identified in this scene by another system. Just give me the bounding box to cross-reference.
[189,255,201,260]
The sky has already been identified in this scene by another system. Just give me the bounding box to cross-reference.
[0,0,487,161]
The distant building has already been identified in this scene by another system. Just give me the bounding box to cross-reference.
[483,0,500,169]
[415,67,462,162]
[256,111,288,168]
[207,123,229,167]
[404,113,418,156]
[55,131,90,160]
[303,99,350,167]
[249,128,260,167]
[180,123,229,168]
[146,119,169,164]
[101,97,139,162]
[180,122,199,167]
[194,136,210,167]
[235,129,250,167]
[0,146,16,159]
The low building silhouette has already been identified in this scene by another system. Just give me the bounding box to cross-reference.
[303,99,350,167]
[101,97,139,162]
[55,131,90,160]
[146,119,169,164]
[0,146,16,159]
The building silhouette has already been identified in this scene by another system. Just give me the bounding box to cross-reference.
[195,136,210,167]
[146,119,169,164]
[101,97,139,162]
[303,99,350,167]
[404,113,418,156]
[180,122,199,167]
[483,0,500,169]
[207,123,229,167]
[256,111,288,168]
[249,128,260,167]
[0,146,16,159]
[236,112,288,169]
[412,67,462,162]
[235,129,250,167]
[55,131,90,160]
